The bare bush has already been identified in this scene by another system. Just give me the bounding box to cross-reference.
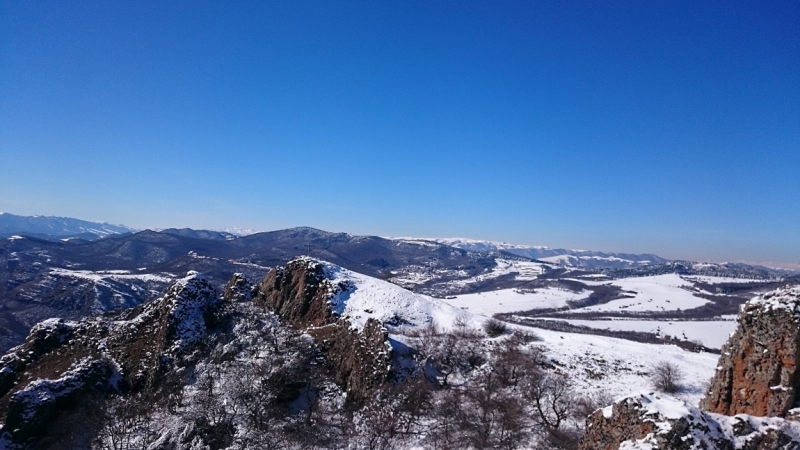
[483,319,508,337]
[508,329,541,345]
[650,361,684,394]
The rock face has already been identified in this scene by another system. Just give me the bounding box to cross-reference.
[254,257,392,400]
[0,272,221,445]
[223,272,255,302]
[580,392,800,450]
[309,318,392,398]
[701,286,800,418]
[254,258,340,326]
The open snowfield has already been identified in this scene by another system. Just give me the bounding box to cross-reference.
[541,318,737,349]
[50,268,173,283]
[444,287,591,315]
[577,274,710,313]
[514,323,719,406]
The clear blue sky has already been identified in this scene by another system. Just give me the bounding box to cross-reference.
[1,1,798,266]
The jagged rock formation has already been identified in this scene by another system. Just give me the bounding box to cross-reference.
[254,258,337,326]
[223,272,256,302]
[253,257,392,400]
[0,272,222,446]
[580,392,800,450]
[701,286,800,418]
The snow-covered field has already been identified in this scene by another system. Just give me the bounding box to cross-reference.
[523,324,719,406]
[50,268,173,283]
[577,274,710,313]
[539,318,736,349]
[320,259,721,406]
[444,287,591,315]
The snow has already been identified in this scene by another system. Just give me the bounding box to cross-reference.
[444,259,547,288]
[541,318,737,349]
[7,235,24,240]
[50,268,173,283]
[444,287,591,315]
[746,285,800,318]
[318,258,719,405]
[610,392,800,449]
[681,275,774,284]
[322,262,477,331]
[578,274,710,313]
[525,325,719,406]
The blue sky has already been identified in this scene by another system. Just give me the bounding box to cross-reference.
[1,1,798,265]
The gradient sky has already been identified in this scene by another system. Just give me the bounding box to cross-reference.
[1,1,798,266]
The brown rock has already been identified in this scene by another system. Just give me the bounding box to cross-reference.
[254,257,392,400]
[223,273,255,302]
[701,286,800,417]
[254,258,337,327]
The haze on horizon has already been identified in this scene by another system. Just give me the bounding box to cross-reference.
[1,2,798,267]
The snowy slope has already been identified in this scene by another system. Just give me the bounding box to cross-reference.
[521,324,719,406]
[320,261,478,331]
[317,260,720,406]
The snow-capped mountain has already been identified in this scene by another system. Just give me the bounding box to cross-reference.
[430,237,668,269]
[0,213,135,240]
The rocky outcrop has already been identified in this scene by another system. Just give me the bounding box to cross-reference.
[309,318,392,399]
[0,272,220,445]
[223,273,255,302]
[701,286,800,418]
[4,356,113,443]
[580,392,800,450]
[254,257,391,400]
[254,258,340,326]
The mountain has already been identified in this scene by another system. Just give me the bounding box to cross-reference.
[0,213,135,240]
[429,237,669,269]
[1,224,794,354]
[159,228,238,241]
[3,258,793,449]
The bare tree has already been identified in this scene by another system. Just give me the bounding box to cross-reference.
[524,372,574,431]
[651,360,684,393]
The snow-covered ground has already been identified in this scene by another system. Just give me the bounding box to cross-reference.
[325,259,721,406]
[50,268,173,283]
[539,318,736,349]
[681,275,774,284]
[322,262,476,331]
[444,287,591,315]
[577,274,710,313]
[524,324,719,406]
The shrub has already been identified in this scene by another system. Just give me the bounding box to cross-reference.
[483,319,508,337]
[650,361,684,394]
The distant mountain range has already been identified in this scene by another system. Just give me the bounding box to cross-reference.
[0,213,796,353]
[0,213,135,240]
[2,213,668,269]
[428,238,669,269]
